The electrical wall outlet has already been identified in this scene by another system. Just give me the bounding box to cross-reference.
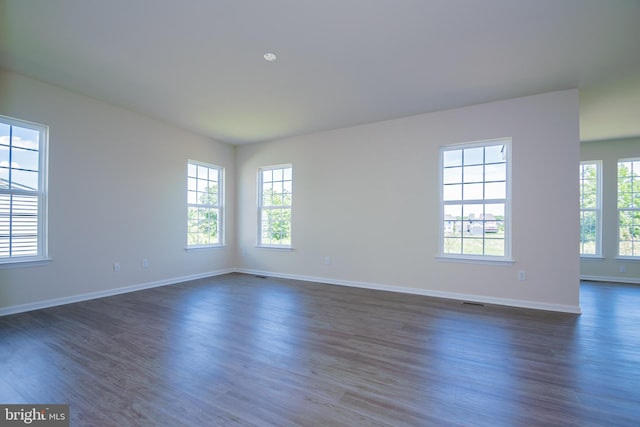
[142,259,149,269]
[518,270,526,281]
[113,262,121,272]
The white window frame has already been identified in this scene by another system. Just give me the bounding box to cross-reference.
[0,115,49,266]
[579,161,602,257]
[257,164,292,248]
[617,158,640,259]
[186,160,224,249]
[439,138,512,264]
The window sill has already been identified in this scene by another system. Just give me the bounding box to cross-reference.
[436,255,515,266]
[184,245,227,252]
[581,256,604,260]
[615,256,640,262]
[0,258,52,269]
[255,245,293,251]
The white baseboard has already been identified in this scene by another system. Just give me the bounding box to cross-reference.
[581,274,640,285]
[0,268,235,317]
[236,268,582,314]
[1,267,583,317]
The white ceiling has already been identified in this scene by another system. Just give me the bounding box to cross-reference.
[1,0,639,144]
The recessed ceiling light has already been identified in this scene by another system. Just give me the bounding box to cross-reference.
[263,52,277,62]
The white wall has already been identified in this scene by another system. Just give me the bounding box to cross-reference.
[237,90,581,312]
[581,137,640,283]
[0,71,235,313]
[0,72,580,314]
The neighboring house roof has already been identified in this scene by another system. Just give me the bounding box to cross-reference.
[0,177,37,192]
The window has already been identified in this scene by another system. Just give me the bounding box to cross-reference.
[441,139,510,260]
[618,158,640,258]
[258,165,292,247]
[579,161,601,256]
[0,115,48,263]
[187,161,223,247]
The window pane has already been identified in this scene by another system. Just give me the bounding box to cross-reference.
[12,147,39,172]
[462,238,483,255]
[444,205,462,237]
[11,170,38,190]
[485,182,505,199]
[283,180,292,195]
[619,210,636,256]
[444,220,463,237]
[463,183,483,200]
[485,144,505,164]
[619,162,632,175]
[580,211,597,252]
[485,203,504,218]
[582,194,597,209]
[11,127,40,150]
[443,167,462,184]
[273,182,283,197]
[485,163,505,182]
[188,177,197,191]
[187,191,197,204]
[197,178,208,192]
[208,186,218,205]
[261,183,272,206]
[0,167,8,189]
[0,144,8,167]
[463,147,483,166]
[463,165,483,183]
[463,204,483,221]
[443,184,462,201]
[0,123,9,142]
[443,237,461,254]
[485,238,504,256]
[5,195,39,256]
[444,204,462,218]
[618,189,632,208]
[196,165,207,179]
[443,150,462,167]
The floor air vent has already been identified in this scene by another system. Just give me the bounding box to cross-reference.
[462,301,485,307]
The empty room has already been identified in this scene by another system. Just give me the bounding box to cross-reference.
[1,1,639,426]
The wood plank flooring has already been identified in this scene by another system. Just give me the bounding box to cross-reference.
[1,274,639,426]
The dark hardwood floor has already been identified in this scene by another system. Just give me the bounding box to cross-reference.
[1,273,638,426]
